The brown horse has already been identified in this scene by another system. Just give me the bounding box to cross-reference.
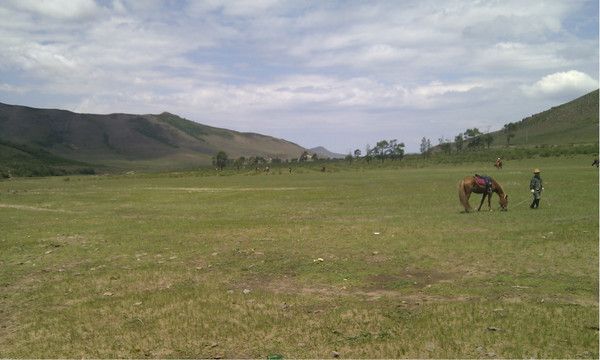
[458,175,508,212]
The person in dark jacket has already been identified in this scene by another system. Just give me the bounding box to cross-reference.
[529,168,543,209]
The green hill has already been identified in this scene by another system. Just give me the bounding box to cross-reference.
[0,139,96,177]
[490,89,599,147]
[0,103,306,173]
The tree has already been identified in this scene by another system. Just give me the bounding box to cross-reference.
[483,133,494,148]
[438,137,451,154]
[299,151,310,162]
[354,149,361,158]
[454,133,464,152]
[467,136,483,148]
[420,137,432,156]
[248,156,266,166]
[503,123,517,146]
[365,143,373,163]
[311,153,319,161]
[420,137,428,154]
[463,128,484,149]
[345,154,353,163]
[464,128,482,139]
[388,139,405,161]
[373,140,389,162]
[234,156,245,170]
[213,151,228,170]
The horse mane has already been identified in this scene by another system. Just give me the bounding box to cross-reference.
[492,178,506,196]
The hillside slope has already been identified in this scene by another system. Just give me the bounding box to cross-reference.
[490,90,599,146]
[0,103,305,170]
[0,139,96,177]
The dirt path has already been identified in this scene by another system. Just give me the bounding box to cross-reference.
[142,186,317,192]
[0,203,72,213]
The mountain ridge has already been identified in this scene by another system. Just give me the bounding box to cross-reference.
[486,90,599,147]
[0,102,306,170]
[309,146,346,159]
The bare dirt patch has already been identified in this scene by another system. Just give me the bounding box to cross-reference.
[365,253,394,264]
[0,203,73,213]
[230,272,470,305]
[366,268,457,290]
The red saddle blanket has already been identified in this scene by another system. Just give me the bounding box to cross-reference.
[474,175,491,187]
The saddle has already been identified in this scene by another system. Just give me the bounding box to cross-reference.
[475,174,493,193]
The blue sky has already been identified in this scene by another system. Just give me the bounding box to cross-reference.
[0,0,598,153]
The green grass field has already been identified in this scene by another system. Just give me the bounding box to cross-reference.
[0,156,598,358]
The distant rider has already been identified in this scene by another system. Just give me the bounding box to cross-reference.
[529,169,543,209]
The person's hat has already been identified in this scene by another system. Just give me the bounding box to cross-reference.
[533,168,540,173]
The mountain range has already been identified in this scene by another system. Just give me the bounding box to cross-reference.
[1,89,598,175]
[0,103,308,171]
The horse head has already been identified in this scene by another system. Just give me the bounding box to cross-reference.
[499,194,508,211]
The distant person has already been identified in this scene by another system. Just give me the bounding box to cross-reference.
[494,157,503,170]
[529,169,544,209]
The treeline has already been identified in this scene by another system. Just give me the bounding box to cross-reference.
[211,139,406,171]
[0,165,96,178]
[426,121,575,155]
[313,143,597,173]
[426,128,496,156]
[409,143,599,165]
[348,139,405,163]
[0,139,97,178]
[210,140,597,174]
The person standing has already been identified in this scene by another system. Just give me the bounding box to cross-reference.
[529,169,543,209]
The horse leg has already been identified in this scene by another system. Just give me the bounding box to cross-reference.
[488,193,492,211]
[465,189,473,212]
[477,193,486,211]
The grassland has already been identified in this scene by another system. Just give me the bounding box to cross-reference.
[0,155,597,358]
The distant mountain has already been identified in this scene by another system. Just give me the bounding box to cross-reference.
[309,146,346,159]
[0,103,305,171]
[488,89,599,146]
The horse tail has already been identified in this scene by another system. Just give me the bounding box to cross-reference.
[458,179,470,211]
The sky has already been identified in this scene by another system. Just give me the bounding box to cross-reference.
[0,0,598,153]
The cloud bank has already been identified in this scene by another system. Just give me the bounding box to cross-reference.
[0,0,597,152]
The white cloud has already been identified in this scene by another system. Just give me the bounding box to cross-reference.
[0,83,27,93]
[0,0,597,153]
[412,81,482,97]
[521,70,598,98]
[472,42,574,72]
[6,0,101,20]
